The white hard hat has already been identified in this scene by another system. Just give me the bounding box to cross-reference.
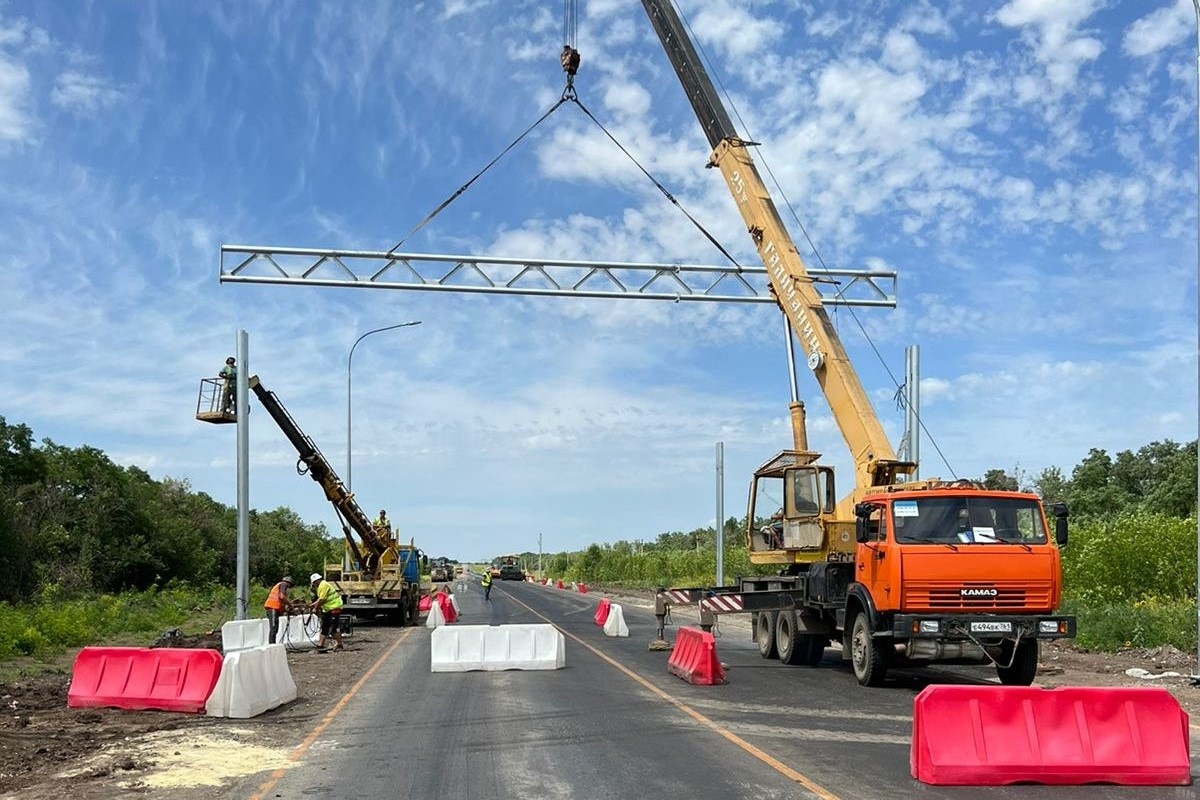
[310,573,322,583]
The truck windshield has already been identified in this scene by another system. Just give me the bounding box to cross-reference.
[892,497,1046,544]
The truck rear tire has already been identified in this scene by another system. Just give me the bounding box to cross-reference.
[776,609,803,665]
[756,611,779,659]
[996,639,1039,686]
[801,634,826,666]
[850,612,888,686]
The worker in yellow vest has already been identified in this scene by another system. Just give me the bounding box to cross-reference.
[372,509,392,545]
[308,573,345,651]
[480,569,493,601]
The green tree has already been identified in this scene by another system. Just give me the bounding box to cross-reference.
[1032,465,1070,504]
[980,469,1018,491]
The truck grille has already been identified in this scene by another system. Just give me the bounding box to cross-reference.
[904,582,1052,611]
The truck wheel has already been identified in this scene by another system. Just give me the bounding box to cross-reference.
[850,612,887,686]
[801,635,827,666]
[756,611,779,659]
[996,639,1039,686]
[776,609,803,665]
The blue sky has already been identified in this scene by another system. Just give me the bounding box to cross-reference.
[0,0,1195,562]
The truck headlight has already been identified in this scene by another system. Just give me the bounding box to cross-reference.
[918,620,940,633]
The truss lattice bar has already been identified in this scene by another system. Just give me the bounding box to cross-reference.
[219,245,897,307]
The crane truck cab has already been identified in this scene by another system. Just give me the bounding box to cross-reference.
[846,487,1072,686]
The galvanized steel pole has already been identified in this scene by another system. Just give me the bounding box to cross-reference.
[1192,0,1200,681]
[235,330,250,620]
[716,441,725,586]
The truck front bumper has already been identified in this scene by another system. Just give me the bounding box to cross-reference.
[891,614,1076,641]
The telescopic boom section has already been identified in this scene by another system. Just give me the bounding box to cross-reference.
[247,376,389,570]
[641,0,913,491]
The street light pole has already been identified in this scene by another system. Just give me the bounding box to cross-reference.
[1191,0,1200,682]
[346,320,422,491]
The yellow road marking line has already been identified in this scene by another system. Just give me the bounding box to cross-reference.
[508,592,843,800]
[248,628,414,800]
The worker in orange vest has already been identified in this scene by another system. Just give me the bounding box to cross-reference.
[264,575,294,644]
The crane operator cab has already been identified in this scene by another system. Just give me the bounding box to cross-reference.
[746,452,835,555]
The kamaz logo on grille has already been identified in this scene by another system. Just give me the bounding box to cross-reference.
[961,587,999,597]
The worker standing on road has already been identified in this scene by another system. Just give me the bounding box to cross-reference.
[219,357,237,413]
[308,573,344,651]
[263,575,293,644]
[480,568,493,601]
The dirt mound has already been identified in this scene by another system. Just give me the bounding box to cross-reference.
[149,627,223,651]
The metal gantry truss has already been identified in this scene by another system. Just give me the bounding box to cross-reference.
[219,245,897,307]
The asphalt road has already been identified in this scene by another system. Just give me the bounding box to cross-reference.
[225,578,1199,800]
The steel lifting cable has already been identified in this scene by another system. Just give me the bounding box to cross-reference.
[386,98,570,255]
[392,0,737,276]
[561,0,579,93]
[566,95,743,270]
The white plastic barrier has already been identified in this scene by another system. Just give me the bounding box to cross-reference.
[221,618,269,652]
[431,624,565,672]
[449,593,460,615]
[205,644,297,718]
[426,600,446,629]
[278,614,321,649]
[603,603,629,637]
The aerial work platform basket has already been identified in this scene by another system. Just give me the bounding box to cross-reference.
[196,378,236,424]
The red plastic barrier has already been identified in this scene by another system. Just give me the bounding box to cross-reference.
[911,685,1191,786]
[556,579,564,589]
[68,647,223,713]
[666,627,726,686]
[594,598,611,626]
[577,583,589,594]
[418,594,432,612]
[436,593,457,624]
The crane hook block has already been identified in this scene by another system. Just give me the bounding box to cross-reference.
[560,46,581,77]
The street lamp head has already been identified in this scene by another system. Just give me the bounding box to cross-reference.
[347,320,422,492]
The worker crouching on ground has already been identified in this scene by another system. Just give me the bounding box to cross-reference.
[308,572,344,651]
[264,575,293,644]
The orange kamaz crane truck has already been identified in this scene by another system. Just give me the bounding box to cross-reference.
[643,0,1073,686]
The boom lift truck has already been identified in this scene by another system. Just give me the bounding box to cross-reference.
[197,374,423,625]
[642,0,1073,686]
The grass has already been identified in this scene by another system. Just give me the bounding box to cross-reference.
[0,583,258,680]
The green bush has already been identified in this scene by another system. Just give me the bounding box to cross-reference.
[1061,511,1196,604]
[1066,595,1197,652]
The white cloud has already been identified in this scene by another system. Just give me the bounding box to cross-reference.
[994,0,1104,95]
[1123,0,1192,58]
[50,70,124,114]
[0,54,30,140]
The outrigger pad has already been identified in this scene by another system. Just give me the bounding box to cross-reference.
[911,685,1191,786]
